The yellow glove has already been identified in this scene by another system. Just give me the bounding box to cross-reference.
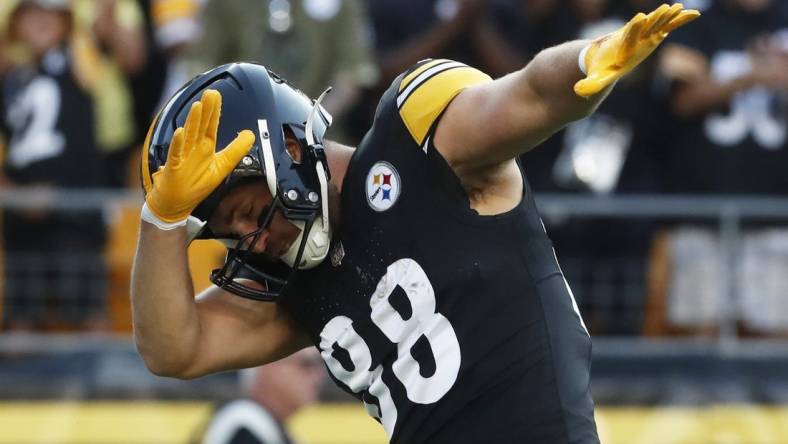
[574,3,700,98]
[143,89,255,228]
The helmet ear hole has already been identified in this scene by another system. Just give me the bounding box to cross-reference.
[283,126,303,164]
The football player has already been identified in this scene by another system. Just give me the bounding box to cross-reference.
[132,4,698,443]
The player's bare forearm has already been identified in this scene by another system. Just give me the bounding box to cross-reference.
[436,4,699,172]
[524,40,612,122]
[494,39,612,159]
[131,222,200,376]
[436,40,610,171]
[132,222,311,380]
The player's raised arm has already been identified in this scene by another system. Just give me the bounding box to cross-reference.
[131,90,307,379]
[434,3,700,172]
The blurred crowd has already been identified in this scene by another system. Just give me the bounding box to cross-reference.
[0,0,785,337]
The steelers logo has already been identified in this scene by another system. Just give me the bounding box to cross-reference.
[366,161,401,212]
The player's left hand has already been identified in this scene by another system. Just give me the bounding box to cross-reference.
[574,3,700,98]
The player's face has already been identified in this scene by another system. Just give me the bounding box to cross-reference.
[207,179,301,260]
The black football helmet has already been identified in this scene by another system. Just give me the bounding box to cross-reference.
[141,62,333,301]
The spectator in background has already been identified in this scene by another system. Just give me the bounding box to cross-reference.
[0,0,107,331]
[646,0,788,336]
[472,0,577,78]
[199,348,326,444]
[193,0,378,145]
[128,0,201,183]
[147,0,200,105]
[658,0,787,195]
[77,0,145,188]
[367,0,487,83]
[358,0,493,139]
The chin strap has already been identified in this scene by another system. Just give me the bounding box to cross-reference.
[316,160,329,232]
[306,87,333,233]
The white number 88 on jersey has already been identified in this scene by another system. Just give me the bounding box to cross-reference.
[319,258,461,438]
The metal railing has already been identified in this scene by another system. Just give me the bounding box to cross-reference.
[0,189,787,344]
[536,194,788,347]
[0,189,786,400]
[0,188,142,210]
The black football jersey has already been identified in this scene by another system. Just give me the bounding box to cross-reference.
[283,59,599,443]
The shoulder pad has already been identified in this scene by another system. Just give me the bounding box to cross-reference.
[396,59,492,146]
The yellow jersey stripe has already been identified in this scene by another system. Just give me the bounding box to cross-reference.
[396,61,466,108]
[398,59,451,93]
[399,66,492,146]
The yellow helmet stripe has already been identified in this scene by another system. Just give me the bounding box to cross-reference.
[140,110,161,195]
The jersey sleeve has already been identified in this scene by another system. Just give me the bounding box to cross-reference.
[395,59,492,147]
